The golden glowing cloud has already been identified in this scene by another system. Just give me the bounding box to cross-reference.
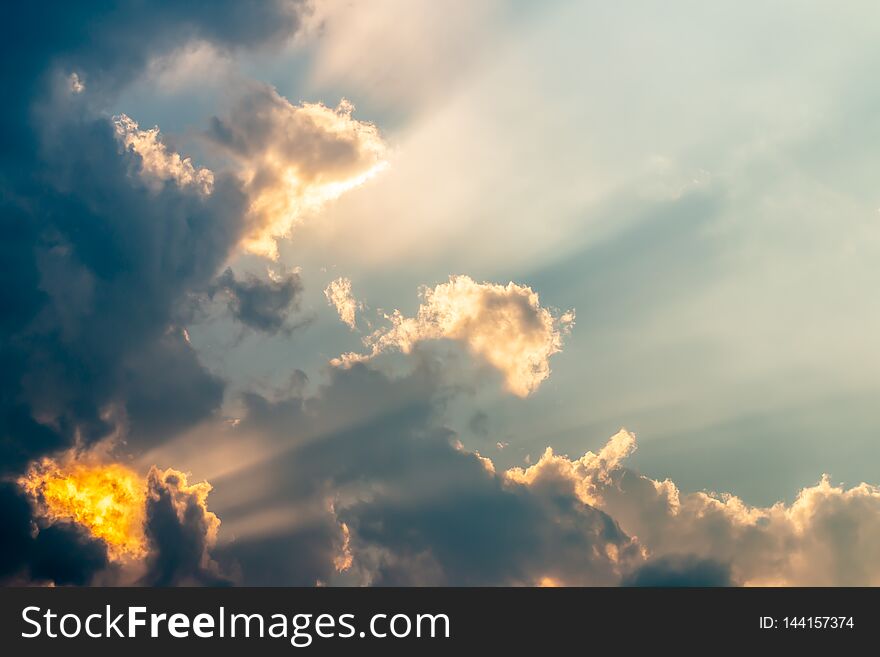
[19,459,148,560]
[505,429,636,505]
[208,90,388,259]
[112,114,214,194]
[324,277,360,329]
[332,275,575,396]
[18,457,223,573]
[537,576,562,587]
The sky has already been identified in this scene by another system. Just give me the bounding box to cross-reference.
[2,0,880,587]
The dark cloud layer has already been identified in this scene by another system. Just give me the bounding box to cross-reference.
[143,467,230,586]
[0,483,109,585]
[622,555,734,587]
[214,362,638,586]
[0,1,306,585]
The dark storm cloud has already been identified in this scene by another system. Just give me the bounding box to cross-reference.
[212,267,304,333]
[219,524,343,587]
[622,555,734,587]
[0,1,306,584]
[143,467,231,586]
[1,1,308,463]
[2,1,304,100]
[30,523,110,586]
[0,483,109,585]
[214,361,639,585]
[4,111,247,462]
[345,469,635,586]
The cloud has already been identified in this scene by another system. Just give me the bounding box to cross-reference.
[14,453,228,586]
[324,277,359,329]
[7,1,877,592]
[29,522,111,586]
[212,267,303,333]
[0,0,307,584]
[19,458,148,561]
[211,370,880,587]
[0,482,110,586]
[206,86,388,259]
[332,275,575,396]
[99,352,880,588]
[343,453,639,585]
[2,108,242,468]
[143,466,229,586]
[7,1,306,104]
[208,362,637,586]
[517,430,880,586]
[505,429,637,506]
[0,0,311,459]
[113,114,214,194]
[621,555,733,587]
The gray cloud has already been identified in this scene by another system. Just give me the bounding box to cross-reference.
[0,483,110,586]
[143,467,230,586]
[212,361,638,586]
[211,267,303,334]
[622,555,734,587]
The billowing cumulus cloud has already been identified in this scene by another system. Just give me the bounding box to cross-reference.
[206,86,389,259]
[324,277,359,329]
[516,430,880,586]
[504,429,637,507]
[333,275,575,396]
[143,466,229,586]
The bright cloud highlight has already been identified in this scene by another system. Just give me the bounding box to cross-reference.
[19,459,148,561]
[207,87,388,259]
[324,277,360,329]
[113,114,214,194]
[333,275,575,396]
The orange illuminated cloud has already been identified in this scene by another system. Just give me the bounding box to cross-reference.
[19,457,223,570]
[19,459,148,560]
